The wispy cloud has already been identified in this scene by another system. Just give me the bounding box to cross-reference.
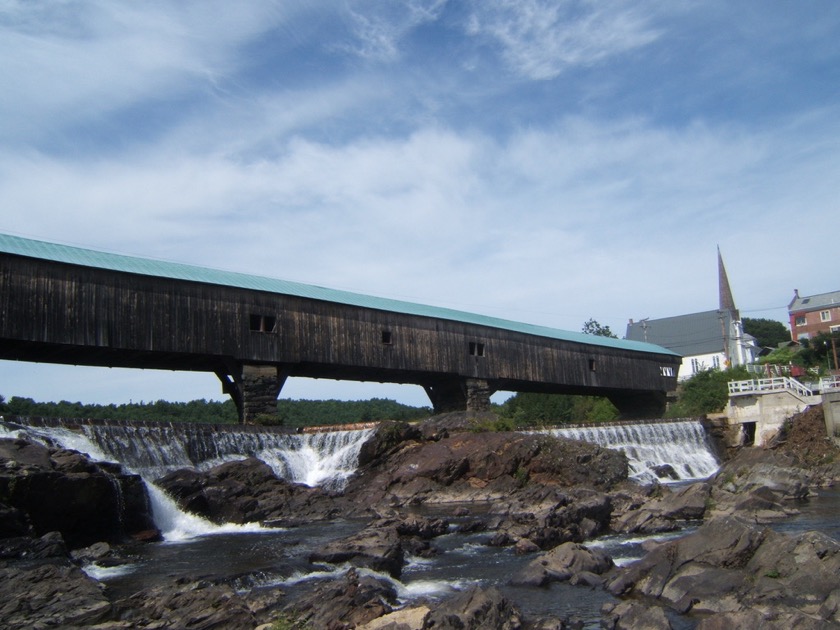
[465,0,661,80]
[0,0,291,143]
[340,0,448,62]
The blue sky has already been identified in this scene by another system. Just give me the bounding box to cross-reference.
[1,1,838,407]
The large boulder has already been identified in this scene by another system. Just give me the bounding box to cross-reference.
[286,567,398,629]
[606,515,840,625]
[113,577,267,629]
[0,532,112,629]
[0,437,158,548]
[347,430,628,508]
[421,585,523,630]
[156,456,339,525]
[712,449,811,500]
[511,541,614,587]
[488,486,614,550]
[709,449,811,522]
[309,519,406,578]
[601,600,673,630]
[611,482,710,535]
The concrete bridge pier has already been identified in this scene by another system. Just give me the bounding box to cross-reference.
[423,378,494,414]
[823,391,840,445]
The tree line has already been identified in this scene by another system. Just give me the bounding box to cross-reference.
[0,395,431,428]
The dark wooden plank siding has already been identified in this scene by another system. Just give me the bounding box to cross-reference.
[0,253,680,395]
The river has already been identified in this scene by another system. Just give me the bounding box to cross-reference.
[2,418,838,628]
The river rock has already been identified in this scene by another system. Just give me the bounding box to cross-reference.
[286,567,398,629]
[611,482,710,535]
[422,585,523,629]
[112,577,266,629]
[358,605,430,630]
[694,608,833,630]
[309,519,405,578]
[511,541,614,587]
[606,515,840,625]
[489,486,614,550]
[357,421,424,466]
[347,430,627,509]
[0,555,112,629]
[708,449,811,522]
[0,436,158,548]
[712,448,810,499]
[156,456,340,525]
[601,600,672,630]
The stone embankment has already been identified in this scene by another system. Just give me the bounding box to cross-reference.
[2,406,840,628]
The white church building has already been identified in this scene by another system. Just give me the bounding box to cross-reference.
[625,249,760,381]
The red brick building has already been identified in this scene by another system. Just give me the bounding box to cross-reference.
[788,289,840,341]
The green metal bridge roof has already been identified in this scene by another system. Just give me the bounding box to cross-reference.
[0,233,677,357]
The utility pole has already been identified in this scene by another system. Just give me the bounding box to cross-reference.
[832,336,839,374]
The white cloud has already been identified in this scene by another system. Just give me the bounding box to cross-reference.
[1,1,839,407]
[3,106,836,335]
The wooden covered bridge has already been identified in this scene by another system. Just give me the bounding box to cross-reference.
[0,234,681,422]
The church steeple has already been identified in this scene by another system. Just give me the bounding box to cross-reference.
[718,246,738,317]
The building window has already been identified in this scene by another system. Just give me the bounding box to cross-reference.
[831,325,840,334]
[795,315,806,326]
[712,355,721,369]
[691,358,702,373]
[249,314,277,333]
[381,330,392,344]
[469,341,485,357]
[821,310,832,322]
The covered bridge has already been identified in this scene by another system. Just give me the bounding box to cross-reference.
[0,234,680,422]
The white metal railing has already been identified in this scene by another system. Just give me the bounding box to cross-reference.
[728,376,815,398]
[820,375,840,392]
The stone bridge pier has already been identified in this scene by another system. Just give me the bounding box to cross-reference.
[423,378,494,415]
[217,364,290,423]
[220,368,496,423]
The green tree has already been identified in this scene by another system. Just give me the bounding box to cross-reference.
[808,331,840,371]
[742,317,790,349]
[500,392,618,426]
[667,366,750,417]
[581,318,617,338]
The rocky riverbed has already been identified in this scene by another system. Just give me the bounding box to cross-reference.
[2,407,840,629]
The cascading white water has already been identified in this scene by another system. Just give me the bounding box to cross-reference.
[256,430,376,489]
[539,419,720,483]
[72,423,375,489]
[0,420,372,540]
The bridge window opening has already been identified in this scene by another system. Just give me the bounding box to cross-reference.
[469,341,485,357]
[588,358,596,372]
[381,330,392,344]
[249,314,277,333]
[742,422,756,447]
[660,366,675,377]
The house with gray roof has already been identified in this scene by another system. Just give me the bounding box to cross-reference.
[788,289,840,341]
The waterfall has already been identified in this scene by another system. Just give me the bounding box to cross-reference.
[0,419,375,540]
[538,419,720,484]
[61,422,376,488]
